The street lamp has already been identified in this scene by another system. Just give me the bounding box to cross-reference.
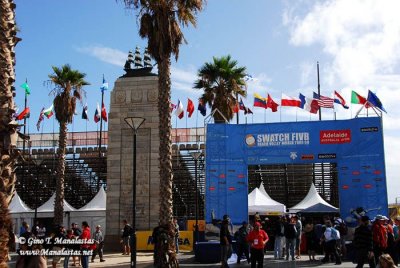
[124,116,145,268]
[190,151,202,244]
[31,157,43,224]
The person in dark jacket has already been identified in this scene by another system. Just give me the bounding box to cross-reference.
[235,221,250,264]
[220,215,232,268]
[353,216,375,268]
[274,216,286,259]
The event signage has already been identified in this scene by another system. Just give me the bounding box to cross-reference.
[246,132,310,147]
[206,117,387,225]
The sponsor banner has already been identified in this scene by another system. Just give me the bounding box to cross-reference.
[187,220,205,232]
[137,231,194,251]
[318,153,337,159]
[320,130,351,144]
[361,127,378,132]
[246,132,310,147]
[301,154,314,160]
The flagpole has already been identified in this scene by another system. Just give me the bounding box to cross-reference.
[99,75,104,158]
[236,93,239,124]
[22,78,28,156]
[196,107,199,146]
[317,61,321,121]
[264,109,266,123]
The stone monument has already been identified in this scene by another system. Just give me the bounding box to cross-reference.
[106,48,160,250]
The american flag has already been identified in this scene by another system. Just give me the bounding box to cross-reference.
[313,92,334,108]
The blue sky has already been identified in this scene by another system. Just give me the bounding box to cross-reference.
[14,0,400,202]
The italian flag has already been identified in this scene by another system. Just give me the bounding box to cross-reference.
[43,104,54,119]
[351,91,367,104]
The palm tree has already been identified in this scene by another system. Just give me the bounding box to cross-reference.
[121,0,204,262]
[48,64,89,226]
[0,0,21,265]
[194,55,247,123]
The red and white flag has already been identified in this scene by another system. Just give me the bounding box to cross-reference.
[175,100,184,119]
[281,94,301,107]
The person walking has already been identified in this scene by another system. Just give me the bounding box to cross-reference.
[274,216,285,260]
[353,215,375,268]
[71,223,82,266]
[235,221,250,264]
[321,220,342,265]
[173,218,180,254]
[121,219,132,256]
[284,216,297,261]
[294,215,302,259]
[80,221,91,268]
[220,215,232,268]
[91,225,105,263]
[247,222,268,268]
[63,229,75,268]
[304,220,317,261]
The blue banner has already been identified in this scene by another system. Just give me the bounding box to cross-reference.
[205,117,387,225]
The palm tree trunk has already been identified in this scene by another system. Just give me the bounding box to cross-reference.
[158,57,173,224]
[54,121,67,226]
[0,0,19,266]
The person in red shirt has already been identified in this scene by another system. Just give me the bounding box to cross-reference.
[80,221,91,268]
[247,222,269,268]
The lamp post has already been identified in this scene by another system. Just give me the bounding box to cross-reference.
[190,151,202,244]
[124,117,145,268]
[32,157,43,224]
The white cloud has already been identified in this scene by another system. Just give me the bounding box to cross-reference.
[284,0,400,202]
[285,0,400,87]
[76,45,126,66]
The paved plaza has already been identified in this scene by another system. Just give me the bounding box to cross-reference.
[9,251,358,267]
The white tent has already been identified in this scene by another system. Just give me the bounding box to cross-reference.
[37,193,75,212]
[9,192,33,213]
[78,186,106,211]
[289,183,337,213]
[248,187,286,215]
[70,187,107,235]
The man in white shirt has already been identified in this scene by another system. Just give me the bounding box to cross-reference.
[321,220,341,265]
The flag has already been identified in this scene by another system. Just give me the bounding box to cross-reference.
[367,90,386,113]
[254,93,267,108]
[245,107,253,115]
[239,98,246,111]
[299,93,320,114]
[170,102,177,113]
[43,104,54,118]
[334,91,349,109]
[281,94,301,107]
[36,108,44,131]
[198,99,206,116]
[232,102,239,113]
[20,82,30,95]
[351,90,367,105]
[101,102,108,122]
[175,100,184,119]
[313,92,334,108]
[16,107,30,120]
[187,98,195,117]
[82,105,88,120]
[244,74,254,81]
[94,103,101,123]
[100,76,109,92]
[266,94,279,112]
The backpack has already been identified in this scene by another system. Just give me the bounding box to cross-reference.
[284,223,297,239]
[338,222,348,236]
[330,228,340,240]
[373,224,388,249]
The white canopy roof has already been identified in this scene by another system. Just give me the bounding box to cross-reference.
[37,193,75,212]
[9,192,33,213]
[78,186,106,211]
[248,186,286,214]
[289,183,337,213]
